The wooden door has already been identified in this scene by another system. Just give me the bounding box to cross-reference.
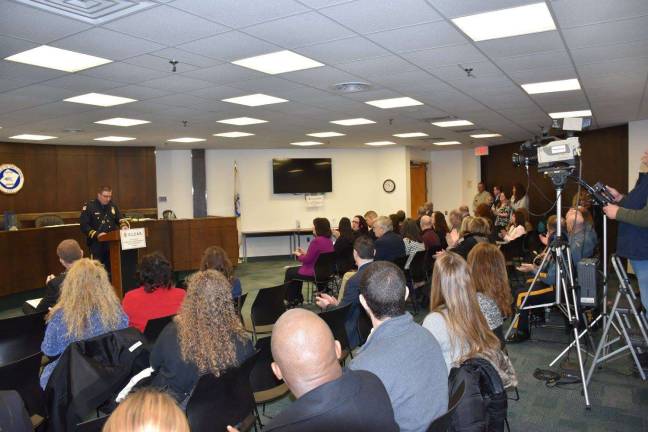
[410,164,427,217]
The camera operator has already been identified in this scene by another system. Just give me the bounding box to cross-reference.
[509,208,597,343]
[603,150,648,321]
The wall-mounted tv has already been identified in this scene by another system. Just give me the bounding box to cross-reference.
[272,158,332,194]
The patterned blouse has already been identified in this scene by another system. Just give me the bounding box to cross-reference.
[477,293,503,330]
[403,238,425,269]
[494,205,512,228]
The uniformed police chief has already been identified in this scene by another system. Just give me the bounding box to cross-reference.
[80,185,127,271]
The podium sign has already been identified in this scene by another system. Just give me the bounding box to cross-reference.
[120,228,147,250]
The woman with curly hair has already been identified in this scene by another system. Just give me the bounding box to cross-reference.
[40,258,128,389]
[149,270,254,405]
[122,252,185,332]
[200,246,242,299]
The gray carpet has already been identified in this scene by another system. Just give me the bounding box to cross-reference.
[1,257,647,431]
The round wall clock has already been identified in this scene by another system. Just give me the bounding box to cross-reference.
[383,179,396,193]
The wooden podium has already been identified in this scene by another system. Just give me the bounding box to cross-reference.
[99,229,146,298]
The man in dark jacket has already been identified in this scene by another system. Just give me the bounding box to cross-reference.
[228,309,398,432]
[36,239,83,312]
[373,216,406,261]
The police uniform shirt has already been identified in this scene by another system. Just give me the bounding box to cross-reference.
[80,199,124,244]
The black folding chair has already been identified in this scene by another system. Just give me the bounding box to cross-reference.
[295,252,338,302]
[0,311,46,366]
[236,293,248,324]
[0,352,44,416]
[249,337,289,422]
[406,250,428,314]
[247,285,287,343]
[426,380,465,432]
[143,315,175,344]
[319,303,353,362]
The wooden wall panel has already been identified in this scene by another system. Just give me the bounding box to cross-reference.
[56,146,88,212]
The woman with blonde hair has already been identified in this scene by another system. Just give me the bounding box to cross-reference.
[423,252,517,387]
[149,270,254,405]
[467,243,513,330]
[447,217,490,260]
[446,210,463,247]
[103,388,189,432]
[40,258,128,389]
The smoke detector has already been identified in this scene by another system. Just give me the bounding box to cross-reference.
[333,81,371,93]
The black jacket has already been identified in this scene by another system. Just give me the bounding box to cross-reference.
[36,272,65,312]
[374,231,406,262]
[265,370,398,432]
[334,235,355,274]
[449,234,489,260]
[448,358,508,432]
[79,199,123,246]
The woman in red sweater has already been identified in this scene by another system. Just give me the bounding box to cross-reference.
[122,252,185,332]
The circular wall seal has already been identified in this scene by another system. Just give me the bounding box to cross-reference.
[0,164,24,194]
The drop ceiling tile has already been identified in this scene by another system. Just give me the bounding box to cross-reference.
[427,0,538,18]
[496,50,573,75]
[295,36,391,65]
[140,75,215,92]
[0,0,91,43]
[336,56,418,79]
[52,28,164,61]
[151,48,225,69]
[320,0,442,34]
[243,12,354,48]
[551,0,648,28]
[81,62,170,84]
[571,39,648,65]
[532,91,590,112]
[366,21,466,53]
[372,71,448,93]
[122,54,200,74]
[170,0,308,28]
[402,44,487,69]
[0,34,38,59]
[181,63,265,85]
[282,65,366,90]
[107,85,174,100]
[104,5,229,46]
[508,66,578,84]
[577,57,648,80]
[562,15,648,49]
[148,94,217,110]
[186,85,247,101]
[41,75,124,93]
[0,61,67,82]
[429,61,503,82]
[0,76,37,92]
[478,31,563,58]
[178,31,279,62]
[227,76,307,96]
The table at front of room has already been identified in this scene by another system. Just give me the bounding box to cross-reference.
[240,228,313,262]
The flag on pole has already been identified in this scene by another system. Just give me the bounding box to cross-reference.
[234,161,241,217]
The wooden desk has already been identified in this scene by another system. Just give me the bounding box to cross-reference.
[0,217,238,298]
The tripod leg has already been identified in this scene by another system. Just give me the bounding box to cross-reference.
[572,323,591,409]
[587,290,622,385]
[614,310,646,380]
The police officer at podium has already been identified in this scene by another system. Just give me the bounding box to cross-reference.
[80,185,127,271]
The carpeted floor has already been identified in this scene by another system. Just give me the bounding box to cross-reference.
[1,257,647,431]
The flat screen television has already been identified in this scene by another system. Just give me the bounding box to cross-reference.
[272,158,332,194]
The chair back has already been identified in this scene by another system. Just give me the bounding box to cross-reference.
[357,309,373,347]
[249,337,289,404]
[0,352,44,416]
[409,250,428,283]
[143,315,175,344]
[338,271,356,302]
[392,255,408,273]
[426,380,465,432]
[319,303,353,354]
[0,311,46,366]
[236,293,248,320]
[75,415,108,432]
[186,351,259,432]
[35,214,65,228]
[314,252,336,282]
[492,325,506,350]
[500,235,526,261]
[251,285,286,327]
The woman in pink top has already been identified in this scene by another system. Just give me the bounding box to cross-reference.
[284,217,334,306]
[122,252,186,332]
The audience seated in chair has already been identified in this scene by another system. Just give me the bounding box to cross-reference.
[432,211,450,250]
[149,270,254,406]
[402,218,425,270]
[511,182,528,211]
[122,252,185,332]
[332,217,355,274]
[446,209,463,248]
[36,239,83,312]
[499,209,527,243]
[351,214,369,238]
[40,258,128,389]
[315,236,375,349]
[364,210,378,240]
[228,308,398,432]
[467,243,513,331]
[419,215,441,251]
[446,217,491,260]
[373,216,406,262]
[200,245,243,299]
[349,261,448,432]
[423,253,517,389]
[284,218,334,306]
[104,388,189,432]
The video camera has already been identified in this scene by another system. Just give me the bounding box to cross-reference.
[512,136,581,172]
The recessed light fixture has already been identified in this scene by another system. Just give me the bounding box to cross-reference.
[393,132,428,138]
[470,133,502,138]
[307,132,345,138]
[167,137,206,143]
[232,50,324,75]
[64,93,136,107]
[365,141,396,146]
[5,45,112,72]
[521,78,581,95]
[213,132,255,138]
[432,119,474,127]
[94,117,150,127]
[290,141,324,146]
[217,117,268,126]
[9,134,57,141]
[433,141,462,146]
[452,2,556,42]
[222,93,288,107]
[549,110,592,119]
[93,136,136,142]
[330,118,376,126]
[365,97,423,109]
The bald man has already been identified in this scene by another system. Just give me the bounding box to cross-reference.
[419,215,440,250]
[231,309,398,432]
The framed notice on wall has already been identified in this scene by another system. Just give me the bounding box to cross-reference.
[120,228,146,250]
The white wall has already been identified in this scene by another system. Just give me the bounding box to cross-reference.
[629,119,648,189]
[461,148,482,208]
[155,150,193,219]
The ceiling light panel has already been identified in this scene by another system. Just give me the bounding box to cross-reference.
[64,93,137,107]
[393,132,428,138]
[94,136,136,142]
[5,45,112,72]
[307,132,345,138]
[217,117,268,125]
[470,133,502,138]
[452,3,556,42]
[213,132,255,138]
[365,97,423,109]
[9,134,57,141]
[432,119,474,127]
[222,93,289,106]
[330,118,376,126]
[521,78,581,94]
[94,118,150,127]
[291,141,323,146]
[167,137,206,143]
[365,141,396,146]
[433,141,461,146]
[232,50,324,75]
[549,110,592,119]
